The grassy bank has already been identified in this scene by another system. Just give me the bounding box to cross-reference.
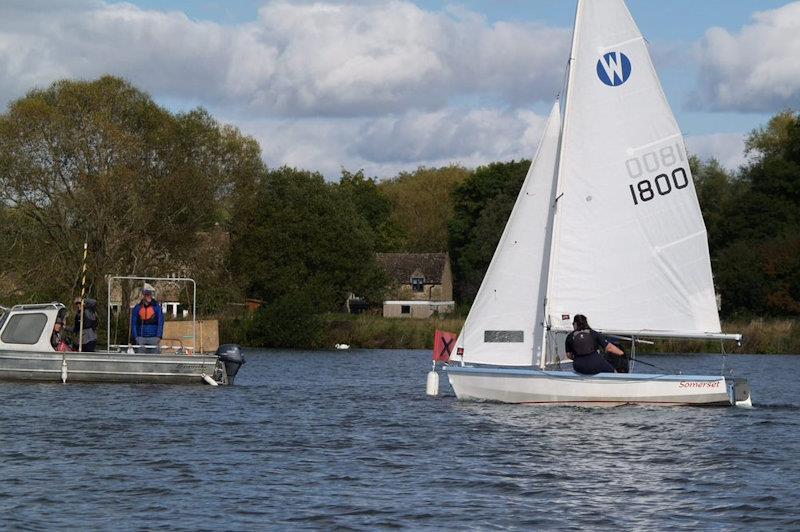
[317,315,800,354]
[320,314,466,350]
[649,319,800,354]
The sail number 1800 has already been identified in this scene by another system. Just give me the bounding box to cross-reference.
[629,167,689,205]
[625,142,690,206]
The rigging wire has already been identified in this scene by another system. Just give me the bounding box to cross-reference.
[720,339,727,376]
[550,331,562,370]
[629,357,672,373]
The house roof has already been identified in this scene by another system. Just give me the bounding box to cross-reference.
[376,253,449,284]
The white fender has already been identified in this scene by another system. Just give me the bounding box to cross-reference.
[61,356,68,384]
[426,370,439,396]
[201,373,219,386]
[735,396,753,408]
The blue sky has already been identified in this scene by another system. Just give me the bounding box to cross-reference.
[130,0,782,134]
[1,1,799,177]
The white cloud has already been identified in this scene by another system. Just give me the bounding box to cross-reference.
[694,2,800,111]
[0,0,568,117]
[0,0,764,180]
[0,0,564,178]
[237,106,547,178]
[685,132,747,171]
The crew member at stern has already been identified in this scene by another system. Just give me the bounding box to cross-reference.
[565,314,625,375]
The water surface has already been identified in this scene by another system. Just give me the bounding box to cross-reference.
[0,351,798,530]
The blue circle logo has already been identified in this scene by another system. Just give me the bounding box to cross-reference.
[596,52,632,86]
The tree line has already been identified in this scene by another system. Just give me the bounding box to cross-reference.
[0,76,796,348]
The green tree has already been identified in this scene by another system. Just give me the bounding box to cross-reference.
[448,160,530,303]
[689,156,742,254]
[711,110,800,317]
[0,76,261,309]
[229,166,388,314]
[245,290,324,348]
[337,169,403,251]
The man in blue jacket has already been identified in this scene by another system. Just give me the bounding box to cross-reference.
[131,283,164,353]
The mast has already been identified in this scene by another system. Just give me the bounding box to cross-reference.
[539,0,583,369]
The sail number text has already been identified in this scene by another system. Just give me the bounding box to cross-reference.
[625,143,689,206]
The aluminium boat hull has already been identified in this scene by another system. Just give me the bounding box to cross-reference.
[445,366,751,406]
[0,350,226,385]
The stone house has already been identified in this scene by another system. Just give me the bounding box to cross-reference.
[376,253,455,318]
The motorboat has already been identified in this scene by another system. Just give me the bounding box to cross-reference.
[0,276,244,385]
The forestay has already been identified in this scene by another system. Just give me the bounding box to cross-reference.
[546,0,721,335]
[455,102,561,366]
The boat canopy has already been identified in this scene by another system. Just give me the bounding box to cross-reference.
[0,303,65,352]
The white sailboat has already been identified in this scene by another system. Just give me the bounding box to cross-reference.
[442,0,751,406]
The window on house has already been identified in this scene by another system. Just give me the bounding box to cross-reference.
[401,305,411,314]
[411,276,424,292]
[1,313,48,344]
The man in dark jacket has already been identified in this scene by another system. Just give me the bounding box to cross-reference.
[72,297,99,352]
[131,283,164,354]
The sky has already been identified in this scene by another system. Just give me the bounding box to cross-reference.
[1,0,799,179]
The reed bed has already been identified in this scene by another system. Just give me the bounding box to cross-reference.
[321,315,800,354]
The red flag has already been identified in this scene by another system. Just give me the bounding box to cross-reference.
[433,329,458,362]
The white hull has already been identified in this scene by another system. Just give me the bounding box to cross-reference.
[445,366,751,406]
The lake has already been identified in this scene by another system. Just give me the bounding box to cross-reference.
[1,350,798,530]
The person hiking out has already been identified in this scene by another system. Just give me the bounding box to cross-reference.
[565,314,625,375]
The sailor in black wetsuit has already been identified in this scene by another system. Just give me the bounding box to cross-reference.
[565,314,625,375]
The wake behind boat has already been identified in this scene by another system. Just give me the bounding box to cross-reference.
[434,0,751,407]
[0,276,244,385]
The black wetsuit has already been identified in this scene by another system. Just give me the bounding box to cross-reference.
[565,328,615,375]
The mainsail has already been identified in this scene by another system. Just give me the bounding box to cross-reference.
[454,0,725,369]
[546,0,721,335]
[455,102,561,366]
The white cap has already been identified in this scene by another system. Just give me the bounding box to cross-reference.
[142,282,155,295]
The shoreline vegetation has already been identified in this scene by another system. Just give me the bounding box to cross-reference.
[2,77,799,352]
[298,315,799,354]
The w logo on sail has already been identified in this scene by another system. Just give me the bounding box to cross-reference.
[596,51,632,86]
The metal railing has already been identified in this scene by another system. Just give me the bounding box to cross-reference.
[107,338,193,355]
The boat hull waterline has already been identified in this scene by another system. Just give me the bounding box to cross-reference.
[445,366,751,407]
[0,350,229,385]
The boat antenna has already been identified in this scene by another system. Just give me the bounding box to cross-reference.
[78,240,89,352]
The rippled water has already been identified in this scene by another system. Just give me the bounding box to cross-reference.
[1,350,798,530]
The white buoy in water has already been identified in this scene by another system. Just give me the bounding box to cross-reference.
[426,369,439,396]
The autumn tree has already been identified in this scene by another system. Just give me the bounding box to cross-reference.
[0,76,262,309]
[380,165,469,252]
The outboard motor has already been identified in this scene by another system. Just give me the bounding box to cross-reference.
[216,344,245,384]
